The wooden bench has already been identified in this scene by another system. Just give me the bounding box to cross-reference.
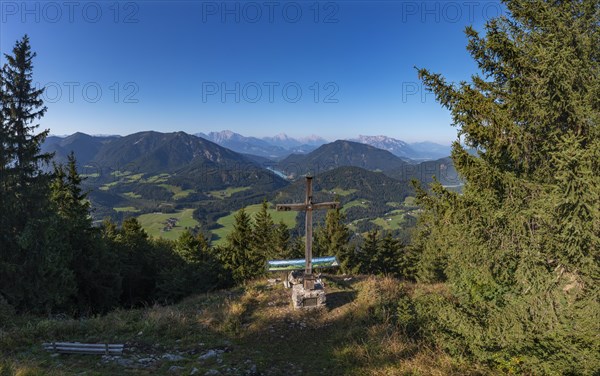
[42,342,124,355]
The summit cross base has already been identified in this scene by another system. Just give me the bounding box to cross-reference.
[275,176,340,309]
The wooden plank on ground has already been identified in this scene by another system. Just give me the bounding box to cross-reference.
[42,342,124,355]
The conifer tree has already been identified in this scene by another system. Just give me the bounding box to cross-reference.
[378,232,400,276]
[157,230,225,301]
[252,200,276,260]
[222,207,263,283]
[0,35,71,312]
[115,217,157,306]
[50,153,121,312]
[314,206,352,272]
[273,220,302,259]
[0,35,50,217]
[413,0,599,372]
[358,229,380,274]
[174,229,209,264]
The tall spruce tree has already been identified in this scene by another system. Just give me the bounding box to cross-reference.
[0,35,50,215]
[274,220,301,259]
[0,35,74,312]
[358,229,380,274]
[50,153,121,312]
[413,0,599,373]
[314,206,352,272]
[114,218,157,306]
[378,232,401,276]
[157,230,225,301]
[222,207,263,283]
[252,200,276,260]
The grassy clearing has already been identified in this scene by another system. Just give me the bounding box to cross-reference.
[371,210,406,231]
[111,170,132,177]
[173,190,195,200]
[342,199,370,212]
[123,192,142,199]
[211,203,297,246]
[158,184,195,200]
[323,187,357,197]
[137,209,199,241]
[0,276,493,375]
[373,210,406,229]
[80,172,100,178]
[113,206,141,213]
[143,173,171,184]
[99,181,119,191]
[125,173,145,182]
[208,186,251,200]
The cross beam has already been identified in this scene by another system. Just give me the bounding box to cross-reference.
[276,176,339,289]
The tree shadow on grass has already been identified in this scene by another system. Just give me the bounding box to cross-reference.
[326,290,357,310]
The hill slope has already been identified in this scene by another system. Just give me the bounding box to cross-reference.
[91,131,250,174]
[0,276,490,375]
[70,131,289,222]
[278,140,408,178]
[275,166,414,233]
[41,132,118,166]
[277,166,411,204]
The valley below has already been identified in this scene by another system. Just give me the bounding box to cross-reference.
[42,130,457,243]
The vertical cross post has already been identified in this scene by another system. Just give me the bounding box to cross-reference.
[276,176,339,291]
[305,176,313,276]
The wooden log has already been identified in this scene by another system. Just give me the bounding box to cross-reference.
[42,342,124,355]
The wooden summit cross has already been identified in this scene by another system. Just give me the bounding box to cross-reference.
[276,176,339,290]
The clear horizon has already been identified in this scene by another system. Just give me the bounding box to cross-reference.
[47,129,455,146]
[1,1,505,144]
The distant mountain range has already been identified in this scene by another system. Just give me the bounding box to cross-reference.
[193,130,451,161]
[348,135,451,160]
[195,130,327,159]
[262,133,328,148]
[40,131,460,226]
[42,131,456,187]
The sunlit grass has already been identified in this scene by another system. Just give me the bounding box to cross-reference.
[122,192,142,199]
[113,206,140,213]
[0,277,492,375]
[342,199,370,212]
[371,210,405,231]
[207,186,251,200]
[323,187,357,197]
[137,208,199,241]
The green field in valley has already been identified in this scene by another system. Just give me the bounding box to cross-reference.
[322,187,357,197]
[123,192,142,199]
[113,206,140,213]
[371,210,406,231]
[137,208,199,241]
[211,203,297,245]
[158,184,195,200]
[342,199,370,212]
[208,186,251,199]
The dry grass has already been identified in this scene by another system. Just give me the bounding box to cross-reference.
[0,276,495,375]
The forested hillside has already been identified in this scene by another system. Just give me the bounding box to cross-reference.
[278,140,408,177]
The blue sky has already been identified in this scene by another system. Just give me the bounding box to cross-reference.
[1,1,504,144]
